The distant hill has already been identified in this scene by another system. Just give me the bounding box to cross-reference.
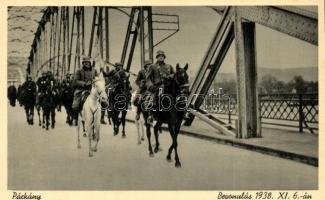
[258,67,318,82]
[214,67,318,83]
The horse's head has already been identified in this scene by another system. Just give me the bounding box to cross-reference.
[92,72,108,106]
[174,63,190,95]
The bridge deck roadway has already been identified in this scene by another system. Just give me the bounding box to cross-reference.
[8,105,317,190]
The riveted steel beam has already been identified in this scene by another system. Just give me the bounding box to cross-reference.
[234,7,261,138]
[210,6,318,45]
[187,7,234,107]
[184,7,234,126]
[238,6,317,45]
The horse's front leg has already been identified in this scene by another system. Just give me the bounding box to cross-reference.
[153,121,162,153]
[166,123,174,162]
[92,111,101,152]
[24,106,29,124]
[51,107,55,129]
[30,105,34,125]
[45,110,50,130]
[112,111,119,136]
[42,109,46,129]
[87,123,93,157]
[135,117,141,144]
[64,104,69,124]
[140,117,145,141]
[145,121,154,157]
[121,110,127,138]
[107,111,112,125]
[173,118,183,168]
[36,106,41,126]
[77,116,81,149]
[173,131,181,168]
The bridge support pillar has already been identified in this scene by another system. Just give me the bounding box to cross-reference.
[234,9,261,138]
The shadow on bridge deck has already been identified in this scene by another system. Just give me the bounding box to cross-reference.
[126,111,318,167]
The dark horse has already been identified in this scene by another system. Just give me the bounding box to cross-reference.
[21,81,37,125]
[108,75,132,137]
[61,82,74,126]
[139,64,189,168]
[37,80,60,130]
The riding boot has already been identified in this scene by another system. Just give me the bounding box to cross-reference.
[31,115,34,125]
[147,112,153,126]
[73,111,78,126]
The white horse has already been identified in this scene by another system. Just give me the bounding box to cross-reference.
[77,72,108,157]
[131,90,145,144]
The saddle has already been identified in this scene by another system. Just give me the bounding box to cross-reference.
[80,90,90,109]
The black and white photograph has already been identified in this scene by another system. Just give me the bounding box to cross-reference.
[4,2,322,197]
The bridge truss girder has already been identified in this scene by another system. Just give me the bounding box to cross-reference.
[28,6,178,78]
[185,6,318,139]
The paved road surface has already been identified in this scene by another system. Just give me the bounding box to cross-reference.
[8,105,317,190]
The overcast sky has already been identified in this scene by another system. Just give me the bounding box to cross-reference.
[83,6,318,77]
[8,6,318,78]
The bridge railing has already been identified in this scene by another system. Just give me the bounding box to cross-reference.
[202,93,318,133]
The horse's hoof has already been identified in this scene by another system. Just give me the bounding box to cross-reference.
[141,137,144,141]
[83,133,87,137]
[92,147,97,152]
[149,152,154,157]
[166,156,172,162]
[138,141,141,145]
[154,148,159,153]
[89,153,93,157]
[175,162,182,168]
[122,135,126,138]
[77,145,81,149]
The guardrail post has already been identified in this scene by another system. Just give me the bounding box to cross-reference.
[299,94,303,133]
[228,96,232,125]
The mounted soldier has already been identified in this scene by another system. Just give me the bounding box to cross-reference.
[107,62,132,137]
[54,73,62,112]
[62,73,73,92]
[45,71,61,110]
[36,71,48,107]
[152,50,174,91]
[106,62,130,92]
[135,60,153,120]
[61,73,74,125]
[72,56,98,125]
[99,65,110,124]
[144,50,175,124]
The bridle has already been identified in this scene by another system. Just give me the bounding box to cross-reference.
[91,79,106,101]
[174,71,190,95]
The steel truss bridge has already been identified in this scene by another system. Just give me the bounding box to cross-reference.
[26,6,318,139]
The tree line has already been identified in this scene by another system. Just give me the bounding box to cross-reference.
[211,75,318,95]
